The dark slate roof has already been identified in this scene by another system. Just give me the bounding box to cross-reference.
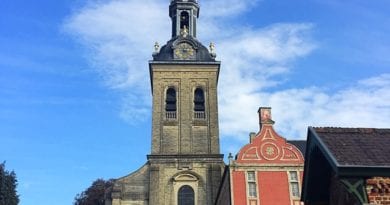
[302,127,390,203]
[288,140,307,157]
[152,36,215,62]
[314,127,390,167]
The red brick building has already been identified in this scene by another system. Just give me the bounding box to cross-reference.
[215,107,306,205]
[301,127,390,205]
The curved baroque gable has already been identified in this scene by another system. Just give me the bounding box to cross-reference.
[237,125,304,164]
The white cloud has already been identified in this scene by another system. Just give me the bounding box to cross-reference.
[221,74,390,141]
[64,0,170,121]
[64,0,390,143]
[65,0,170,88]
[216,23,317,140]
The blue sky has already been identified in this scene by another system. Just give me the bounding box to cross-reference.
[1,0,389,204]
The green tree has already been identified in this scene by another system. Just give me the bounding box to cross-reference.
[74,178,114,205]
[0,162,19,205]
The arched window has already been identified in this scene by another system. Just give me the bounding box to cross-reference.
[166,88,177,112]
[180,11,189,30]
[194,88,205,119]
[194,88,205,112]
[178,185,194,205]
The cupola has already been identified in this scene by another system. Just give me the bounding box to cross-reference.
[152,0,216,61]
[169,0,200,38]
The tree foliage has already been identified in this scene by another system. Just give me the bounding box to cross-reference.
[74,178,114,205]
[0,162,19,205]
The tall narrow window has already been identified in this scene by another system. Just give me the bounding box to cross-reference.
[166,88,177,119]
[178,185,194,205]
[180,11,190,30]
[194,88,205,119]
[247,171,257,198]
[289,171,300,198]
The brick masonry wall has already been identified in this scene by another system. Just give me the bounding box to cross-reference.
[147,63,223,205]
[366,177,390,205]
[258,171,291,205]
[232,171,247,205]
[150,64,220,155]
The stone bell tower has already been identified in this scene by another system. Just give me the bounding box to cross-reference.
[148,0,224,204]
[106,1,224,205]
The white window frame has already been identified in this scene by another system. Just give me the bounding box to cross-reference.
[288,171,300,199]
[246,171,258,205]
[173,173,198,205]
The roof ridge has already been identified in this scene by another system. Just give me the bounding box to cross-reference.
[313,127,390,134]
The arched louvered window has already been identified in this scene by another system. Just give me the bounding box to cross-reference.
[166,88,177,119]
[194,88,205,119]
[178,185,194,205]
[194,88,205,111]
[166,88,177,112]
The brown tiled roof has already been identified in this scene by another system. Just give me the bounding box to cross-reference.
[313,127,390,167]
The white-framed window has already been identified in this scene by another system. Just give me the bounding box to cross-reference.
[289,171,300,198]
[247,171,257,197]
[173,173,198,205]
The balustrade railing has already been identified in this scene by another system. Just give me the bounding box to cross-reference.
[194,111,205,119]
[166,111,177,119]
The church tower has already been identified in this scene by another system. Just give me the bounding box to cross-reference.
[107,1,224,205]
[148,0,224,204]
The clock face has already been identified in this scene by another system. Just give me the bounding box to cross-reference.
[174,43,195,60]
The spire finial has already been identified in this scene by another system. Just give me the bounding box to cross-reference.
[228,153,234,165]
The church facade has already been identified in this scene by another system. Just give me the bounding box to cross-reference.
[105,0,224,204]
